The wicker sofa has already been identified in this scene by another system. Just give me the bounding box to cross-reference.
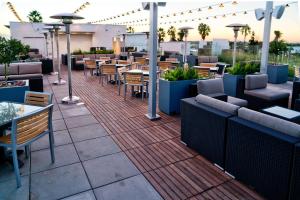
[0,62,43,91]
[225,108,300,200]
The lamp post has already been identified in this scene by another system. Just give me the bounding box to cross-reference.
[50,13,84,104]
[41,31,49,58]
[178,26,193,65]
[142,2,166,120]
[43,26,56,75]
[226,23,247,67]
[45,23,66,85]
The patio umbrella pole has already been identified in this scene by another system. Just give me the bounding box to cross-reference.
[53,26,66,85]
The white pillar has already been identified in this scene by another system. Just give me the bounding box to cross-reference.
[146,2,160,120]
[260,1,273,73]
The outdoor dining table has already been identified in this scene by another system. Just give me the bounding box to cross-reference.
[0,101,43,165]
[193,66,219,72]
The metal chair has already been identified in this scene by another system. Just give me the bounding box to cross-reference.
[84,60,97,78]
[117,66,127,95]
[214,63,227,78]
[0,104,55,187]
[158,61,173,73]
[135,57,147,68]
[99,64,118,86]
[117,60,130,65]
[124,72,148,101]
[24,91,53,107]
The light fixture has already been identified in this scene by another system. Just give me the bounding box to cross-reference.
[188,10,192,13]
[232,13,236,16]
[219,3,224,8]
[244,11,248,14]
[50,13,84,104]
[208,6,212,10]
[223,14,226,18]
[255,5,285,21]
[232,1,238,5]
[198,8,202,12]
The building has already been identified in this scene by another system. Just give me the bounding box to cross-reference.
[9,22,126,56]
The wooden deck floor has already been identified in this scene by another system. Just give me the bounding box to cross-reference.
[48,68,264,200]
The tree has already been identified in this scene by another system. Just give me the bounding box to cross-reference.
[240,25,251,47]
[248,31,259,54]
[28,10,43,22]
[177,29,185,41]
[198,23,210,41]
[269,31,288,64]
[167,26,177,41]
[126,26,134,33]
[274,30,282,41]
[157,28,165,44]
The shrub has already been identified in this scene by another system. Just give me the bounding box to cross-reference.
[163,67,198,81]
[227,61,260,75]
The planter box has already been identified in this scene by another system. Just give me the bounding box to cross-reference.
[0,80,29,103]
[159,79,197,115]
[223,73,245,97]
[267,64,288,84]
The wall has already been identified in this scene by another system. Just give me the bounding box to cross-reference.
[160,41,191,55]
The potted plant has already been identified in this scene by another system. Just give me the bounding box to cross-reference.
[0,37,29,86]
[267,31,289,84]
[159,67,199,115]
[223,61,260,97]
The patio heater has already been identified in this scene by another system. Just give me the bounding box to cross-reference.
[226,23,247,67]
[255,2,286,73]
[142,2,166,120]
[178,26,193,65]
[45,23,66,85]
[43,26,56,75]
[41,31,49,58]
[50,13,84,104]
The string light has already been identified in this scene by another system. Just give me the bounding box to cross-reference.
[208,6,213,10]
[219,3,224,8]
[73,2,90,14]
[6,2,23,22]
[232,1,238,5]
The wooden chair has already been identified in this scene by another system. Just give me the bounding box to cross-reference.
[135,57,147,67]
[117,60,130,65]
[84,60,97,78]
[24,91,53,107]
[0,104,55,187]
[100,64,117,86]
[158,61,173,76]
[124,72,148,101]
[166,58,178,62]
[117,66,127,95]
[195,67,211,78]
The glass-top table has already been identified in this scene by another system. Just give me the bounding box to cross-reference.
[0,102,43,127]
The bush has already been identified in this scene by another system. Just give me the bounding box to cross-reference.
[227,61,260,75]
[288,65,295,78]
[163,67,198,81]
[72,49,114,55]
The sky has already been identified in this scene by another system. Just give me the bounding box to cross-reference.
[0,0,299,43]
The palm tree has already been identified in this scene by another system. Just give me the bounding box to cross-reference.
[167,26,177,41]
[126,26,135,33]
[274,30,282,41]
[198,23,210,41]
[240,25,251,47]
[177,30,185,41]
[158,28,165,46]
[28,10,43,22]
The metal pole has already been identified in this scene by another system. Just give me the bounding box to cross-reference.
[49,30,57,75]
[44,33,49,58]
[146,2,160,120]
[184,34,187,63]
[54,27,66,85]
[260,1,273,73]
[233,30,238,67]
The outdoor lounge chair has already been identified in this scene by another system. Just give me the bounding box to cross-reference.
[243,74,290,110]
[123,71,148,101]
[24,91,53,107]
[197,78,248,107]
[0,104,55,187]
[84,60,97,78]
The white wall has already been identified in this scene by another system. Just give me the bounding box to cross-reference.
[211,39,230,55]
[10,22,126,57]
[160,41,191,55]
[125,34,148,52]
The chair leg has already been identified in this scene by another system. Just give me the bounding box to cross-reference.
[49,131,55,163]
[25,145,29,159]
[141,86,144,101]
[124,85,127,100]
[12,148,21,188]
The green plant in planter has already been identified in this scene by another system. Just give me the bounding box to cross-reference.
[269,30,288,64]
[163,67,199,81]
[0,37,29,85]
[227,61,260,75]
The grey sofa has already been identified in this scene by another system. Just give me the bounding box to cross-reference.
[0,62,43,91]
[197,78,248,107]
[244,74,290,110]
[226,107,300,200]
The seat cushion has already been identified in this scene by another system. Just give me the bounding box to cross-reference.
[9,74,43,80]
[238,107,300,138]
[228,96,248,107]
[0,64,19,75]
[244,88,290,101]
[19,62,42,74]
[245,74,268,90]
[196,94,240,115]
[197,78,224,95]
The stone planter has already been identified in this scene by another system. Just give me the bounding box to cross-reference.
[223,73,245,97]
[267,64,288,84]
[159,78,197,115]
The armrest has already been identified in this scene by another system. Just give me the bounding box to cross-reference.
[207,93,228,102]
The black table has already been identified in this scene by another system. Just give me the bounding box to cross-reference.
[262,106,300,124]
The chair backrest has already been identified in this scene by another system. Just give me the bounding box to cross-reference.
[216,63,226,76]
[124,72,144,85]
[84,59,96,68]
[24,91,53,107]
[245,74,268,90]
[117,67,127,81]
[135,57,147,65]
[197,78,224,95]
[99,57,111,61]
[195,67,211,78]
[166,58,178,62]
[117,60,129,65]
[11,104,53,145]
[199,63,216,68]
[158,61,173,71]
[101,64,116,75]
[295,66,300,78]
